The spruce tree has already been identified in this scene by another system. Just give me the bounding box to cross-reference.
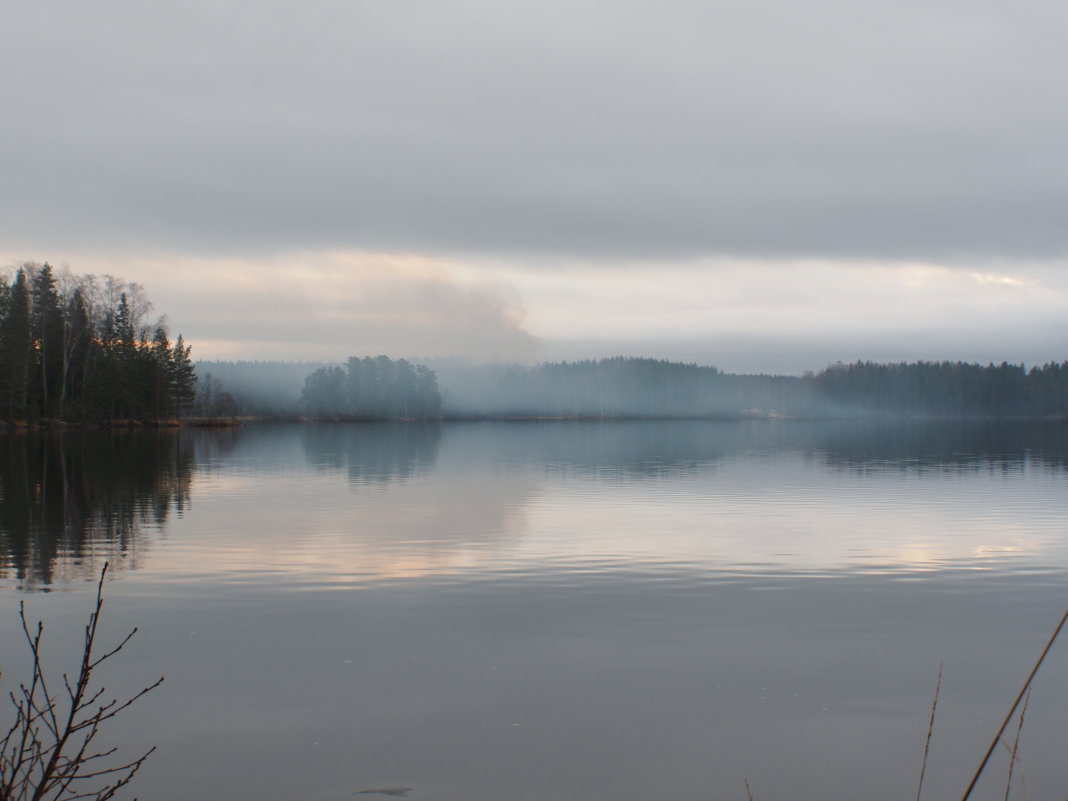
[30,264,65,419]
[0,270,33,420]
[150,327,174,420]
[170,335,196,419]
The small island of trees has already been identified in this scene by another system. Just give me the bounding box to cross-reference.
[302,356,442,420]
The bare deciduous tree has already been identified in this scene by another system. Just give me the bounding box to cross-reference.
[0,564,163,801]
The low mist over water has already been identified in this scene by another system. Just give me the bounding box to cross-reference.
[197,356,1068,422]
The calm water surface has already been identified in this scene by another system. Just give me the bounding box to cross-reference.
[2,421,1067,801]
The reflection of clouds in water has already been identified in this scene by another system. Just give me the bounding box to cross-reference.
[8,421,1068,590]
[293,471,535,583]
[441,421,1068,577]
[306,421,1068,579]
[140,424,540,586]
[147,470,538,586]
[513,466,1059,577]
[160,420,1068,584]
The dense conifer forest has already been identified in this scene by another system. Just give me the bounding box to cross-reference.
[814,359,1068,418]
[0,263,196,424]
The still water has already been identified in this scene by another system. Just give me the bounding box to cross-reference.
[1,421,1067,801]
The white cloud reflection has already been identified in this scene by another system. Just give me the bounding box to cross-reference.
[132,452,1066,589]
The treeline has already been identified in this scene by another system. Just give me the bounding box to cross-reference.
[0,263,196,424]
[199,356,1068,421]
[437,358,1068,419]
[0,264,198,427]
[434,357,802,418]
[814,360,1068,418]
[205,356,802,419]
[302,356,442,419]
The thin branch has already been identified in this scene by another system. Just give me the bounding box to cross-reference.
[0,562,162,801]
[916,661,943,801]
[1003,691,1030,801]
[961,609,1068,801]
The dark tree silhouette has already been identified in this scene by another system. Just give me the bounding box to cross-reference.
[0,264,197,425]
[812,360,1068,418]
[302,356,442,420]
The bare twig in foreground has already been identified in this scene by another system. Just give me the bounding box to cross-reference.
[0,563,163,801]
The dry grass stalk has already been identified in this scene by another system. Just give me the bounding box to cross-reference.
[1002,689,1030,801]
[960,608,1068,801]
[0,563,163,801]
[916,660,943,801]
[744,777,754,801]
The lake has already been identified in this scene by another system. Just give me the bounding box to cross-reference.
[2,420,1067,801]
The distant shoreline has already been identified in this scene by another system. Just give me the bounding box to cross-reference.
[201,357,1068,424]
[9,412,1064,431]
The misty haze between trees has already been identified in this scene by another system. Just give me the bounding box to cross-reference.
[4,263,1068,425]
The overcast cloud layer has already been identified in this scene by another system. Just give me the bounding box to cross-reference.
[3,0,1068,369]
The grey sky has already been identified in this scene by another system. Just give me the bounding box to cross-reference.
[3,0,1068,370]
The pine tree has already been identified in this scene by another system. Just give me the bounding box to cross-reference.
[170,334,196,419]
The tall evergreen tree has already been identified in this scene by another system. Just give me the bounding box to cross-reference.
[30,264,65,419]
[58,287,92,421]
[149,327,174,420]
[0,270,33,420]
[170,334,196,419]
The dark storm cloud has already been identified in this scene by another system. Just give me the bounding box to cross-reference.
[4,0,1068,262]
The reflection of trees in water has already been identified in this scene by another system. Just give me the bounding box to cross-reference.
[452,420,1068,478]
[184,425,246,469]
[812,420,1068,474]
[0,432,194,589]
[302,423,441,484]
[447,421,749,478]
